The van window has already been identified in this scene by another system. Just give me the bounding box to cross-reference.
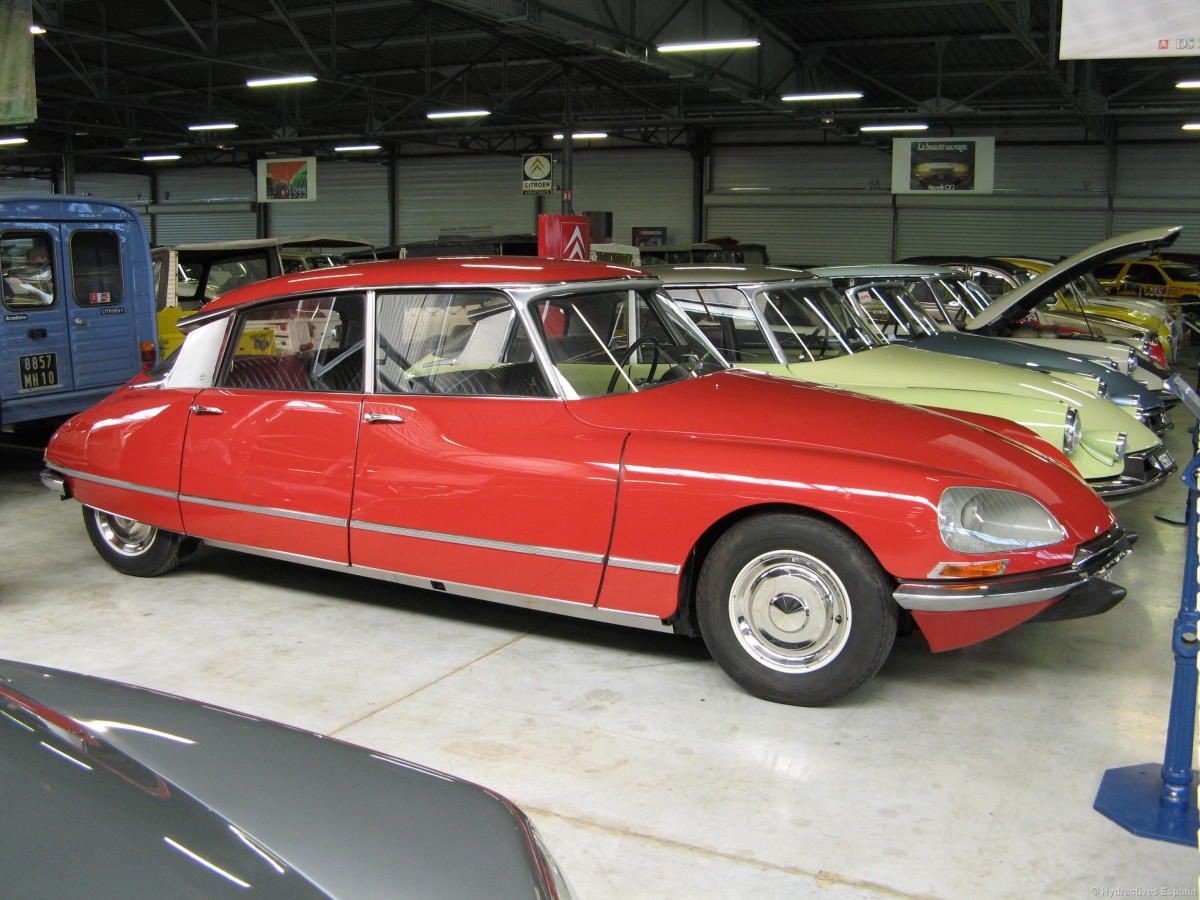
[71,230,124,305]
[1,232,56,310]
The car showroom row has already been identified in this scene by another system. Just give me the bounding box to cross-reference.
[6,194,1196,895]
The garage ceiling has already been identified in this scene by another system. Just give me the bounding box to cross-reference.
[13,0,1200,175]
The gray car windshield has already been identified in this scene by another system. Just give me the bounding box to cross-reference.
[536,288,726,398]
[667,282,885,364]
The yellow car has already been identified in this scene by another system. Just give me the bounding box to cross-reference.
[997,256,1177,364]
[1093,256,1200,311]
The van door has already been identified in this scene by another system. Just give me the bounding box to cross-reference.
[0,225,74,413]
[61,219,142,391]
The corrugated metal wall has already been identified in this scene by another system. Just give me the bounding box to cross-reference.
[395,153,539,243]
[571,148,694,246]
[267,159,390,245]
[2,139,1196,257]
[705,143,1147,263]
[152,167,256,245]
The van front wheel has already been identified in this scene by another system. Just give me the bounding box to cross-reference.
[83,506,184,577]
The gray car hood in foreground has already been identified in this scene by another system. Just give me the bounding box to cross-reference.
[965,226,1182,333]
[0,659,554,899]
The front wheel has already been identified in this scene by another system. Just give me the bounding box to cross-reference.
[82,506,185,577]
[697,513,898,706]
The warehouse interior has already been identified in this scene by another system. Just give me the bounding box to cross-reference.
[2,2,1200,897]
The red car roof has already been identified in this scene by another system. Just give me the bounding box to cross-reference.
[200,255,655,315]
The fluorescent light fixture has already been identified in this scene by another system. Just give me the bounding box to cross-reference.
[1176,80,1200,89]
[334,143,382,151]
[29,24,45,35]
[553,132,608,140]
[860,123,929,133]
[0,137,28,146]
[426,109,490,120]
[188,122,238,132]
[246,75,317,88]
[657,38,760,53]
[142,153,181,161]
[782,91,864,102]
[1183,123,1200,131]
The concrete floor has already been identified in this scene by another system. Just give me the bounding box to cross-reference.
[3,367,1199,899]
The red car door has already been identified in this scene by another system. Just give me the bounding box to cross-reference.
[351,395,622,605]
[178,293,366,564]
[350,288,623,605]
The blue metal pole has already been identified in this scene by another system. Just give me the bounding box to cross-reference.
[1093,450,1199,847]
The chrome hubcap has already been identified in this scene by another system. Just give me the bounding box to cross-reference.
[728,551,851,673]
[95,512,156,557]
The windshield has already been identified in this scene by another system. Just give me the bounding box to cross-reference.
[536,288,725,398]
[845,283,944,338]
[667,281,886,364]
[1163,263,1200,281]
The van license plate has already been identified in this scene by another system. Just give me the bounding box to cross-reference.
[18,352,59,391]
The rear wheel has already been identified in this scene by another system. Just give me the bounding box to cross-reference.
[82,506,184,577]
[697,513,898,706]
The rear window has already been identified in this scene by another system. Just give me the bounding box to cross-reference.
[1,231,55,311]
[71,230,124,306]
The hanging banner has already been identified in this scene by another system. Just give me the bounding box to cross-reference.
[257,157,316,202]
[0,0,36,125]
[1061,0,1200,59]
[890,137,994,194]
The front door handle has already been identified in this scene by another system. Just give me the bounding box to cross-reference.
[364,412,404,424]
[73,317,87,327]
[190,405,225,416]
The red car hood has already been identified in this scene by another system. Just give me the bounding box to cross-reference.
[569,369,1083,494]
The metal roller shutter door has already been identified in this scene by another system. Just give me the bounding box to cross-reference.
[896,203,1108,260]
[267,160,390,246]
[395,154,538,243]
[0,177,52,196]
[570,149,693,246]
[152,168,256,245]
[705,204,893,266]
[710,145,890,192]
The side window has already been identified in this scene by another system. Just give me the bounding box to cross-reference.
[1127,263,1165,286]
[1,232,55,310]
[375,291,550,397]
[71,230,123,306]
[220,294,365,393]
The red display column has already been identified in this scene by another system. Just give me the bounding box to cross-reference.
[538,214,591,260]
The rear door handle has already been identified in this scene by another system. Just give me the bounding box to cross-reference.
[190,405,224,415]
[364,412,404,424]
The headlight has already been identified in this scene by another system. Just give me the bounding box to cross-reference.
[1063,407,1081,455]
[938,487,1067,554]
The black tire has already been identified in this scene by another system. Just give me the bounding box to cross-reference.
[696,513,898,706]
[82,506,185,578]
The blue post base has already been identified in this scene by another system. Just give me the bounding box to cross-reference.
[1094,763,1199,847]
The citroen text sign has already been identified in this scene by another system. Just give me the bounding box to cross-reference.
[538,215,591,260]
[522,154,553,194]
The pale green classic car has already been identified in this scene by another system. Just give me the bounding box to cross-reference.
[653,265,1175,503]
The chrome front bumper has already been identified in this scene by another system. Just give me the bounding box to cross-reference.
[893,525,1132,613]
[1089,445,1176,501]
[40,467,69,499]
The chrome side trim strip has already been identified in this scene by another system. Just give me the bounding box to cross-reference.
[350,519,605,565]
[181,495,346,528]
[200,540,673,633]
[607,556,682,575]
[48,465,177,500]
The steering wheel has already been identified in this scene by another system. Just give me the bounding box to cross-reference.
[606,337,662,393]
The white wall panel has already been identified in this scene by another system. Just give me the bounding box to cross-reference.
[895,198,1108,259]
[0,176,51,196]
[571,148,694,246]
[395,154,538,243]
[706,201,893,265]
[1116,144,1200,199]
[74,172,153,206]
[151,166,256,245]
[266,159,390,245]
[711,145,890,192]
